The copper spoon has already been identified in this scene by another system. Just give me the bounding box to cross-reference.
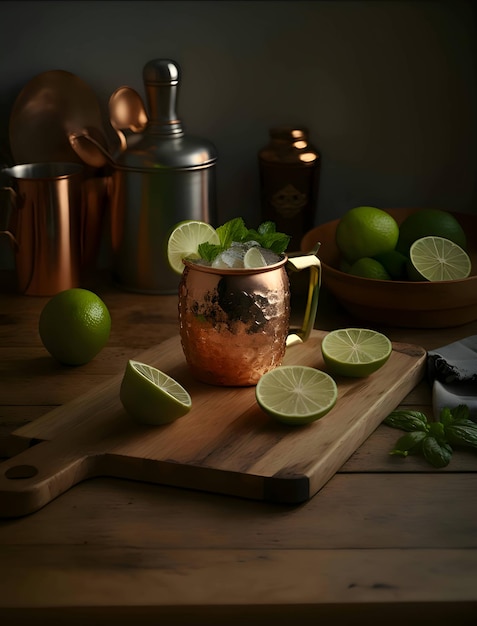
[109,86,148,135]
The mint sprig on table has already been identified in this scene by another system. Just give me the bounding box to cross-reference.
[384,404,477,468]
[198,217,291,263]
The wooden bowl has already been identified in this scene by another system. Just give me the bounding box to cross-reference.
[301,208,477,328]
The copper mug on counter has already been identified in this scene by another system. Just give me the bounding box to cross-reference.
[178,251,321,386]
[0,162,85,296]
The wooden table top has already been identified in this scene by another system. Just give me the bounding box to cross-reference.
[1,270,476,625]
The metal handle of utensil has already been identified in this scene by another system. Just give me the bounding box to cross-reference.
[286,244,322,346]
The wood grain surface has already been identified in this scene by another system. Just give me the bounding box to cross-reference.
[0,330,426,517]
[1,275,476,625]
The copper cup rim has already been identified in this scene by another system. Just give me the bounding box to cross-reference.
[2,162,84,182]
[182,254,288,276]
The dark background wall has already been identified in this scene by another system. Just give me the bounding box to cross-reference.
[0,0,476,268]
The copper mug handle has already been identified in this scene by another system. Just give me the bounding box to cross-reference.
[0,186,19,249]
[286,244,322,346]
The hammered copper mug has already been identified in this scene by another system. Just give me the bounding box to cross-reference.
[0,162,84,296]
[178,251,321,386]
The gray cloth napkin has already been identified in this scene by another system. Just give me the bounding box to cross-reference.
[427,335,477,421]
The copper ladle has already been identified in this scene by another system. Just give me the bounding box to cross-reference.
[68,131,116,168]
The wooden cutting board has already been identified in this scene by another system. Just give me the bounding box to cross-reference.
[0,330,426,517]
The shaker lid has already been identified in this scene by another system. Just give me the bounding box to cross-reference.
[114,58,217,171]
[143,58,180,86]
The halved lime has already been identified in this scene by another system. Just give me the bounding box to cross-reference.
[409,236,471,281]
[243,246,267,269]
[321,328,392,378]
[167,220,220,274]
[396,208,467,255]
[120,360,192,425]
[255,365,338,425]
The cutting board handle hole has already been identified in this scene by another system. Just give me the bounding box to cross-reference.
[5,464,39,479]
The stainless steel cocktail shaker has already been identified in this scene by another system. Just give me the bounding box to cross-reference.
[110,59,218,294]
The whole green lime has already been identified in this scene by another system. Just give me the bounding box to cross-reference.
[338,258,352,273]
[374,249,408,280]
[396,209,466,255]
[336,206,399,264]
[349,257,392,280]
[39,288,111,365]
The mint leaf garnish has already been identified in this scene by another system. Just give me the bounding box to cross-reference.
[198,241,223,262]
[198,218,290,262]
[257,221,277,235]
[384,403,476,468]
[216,217,249,250]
